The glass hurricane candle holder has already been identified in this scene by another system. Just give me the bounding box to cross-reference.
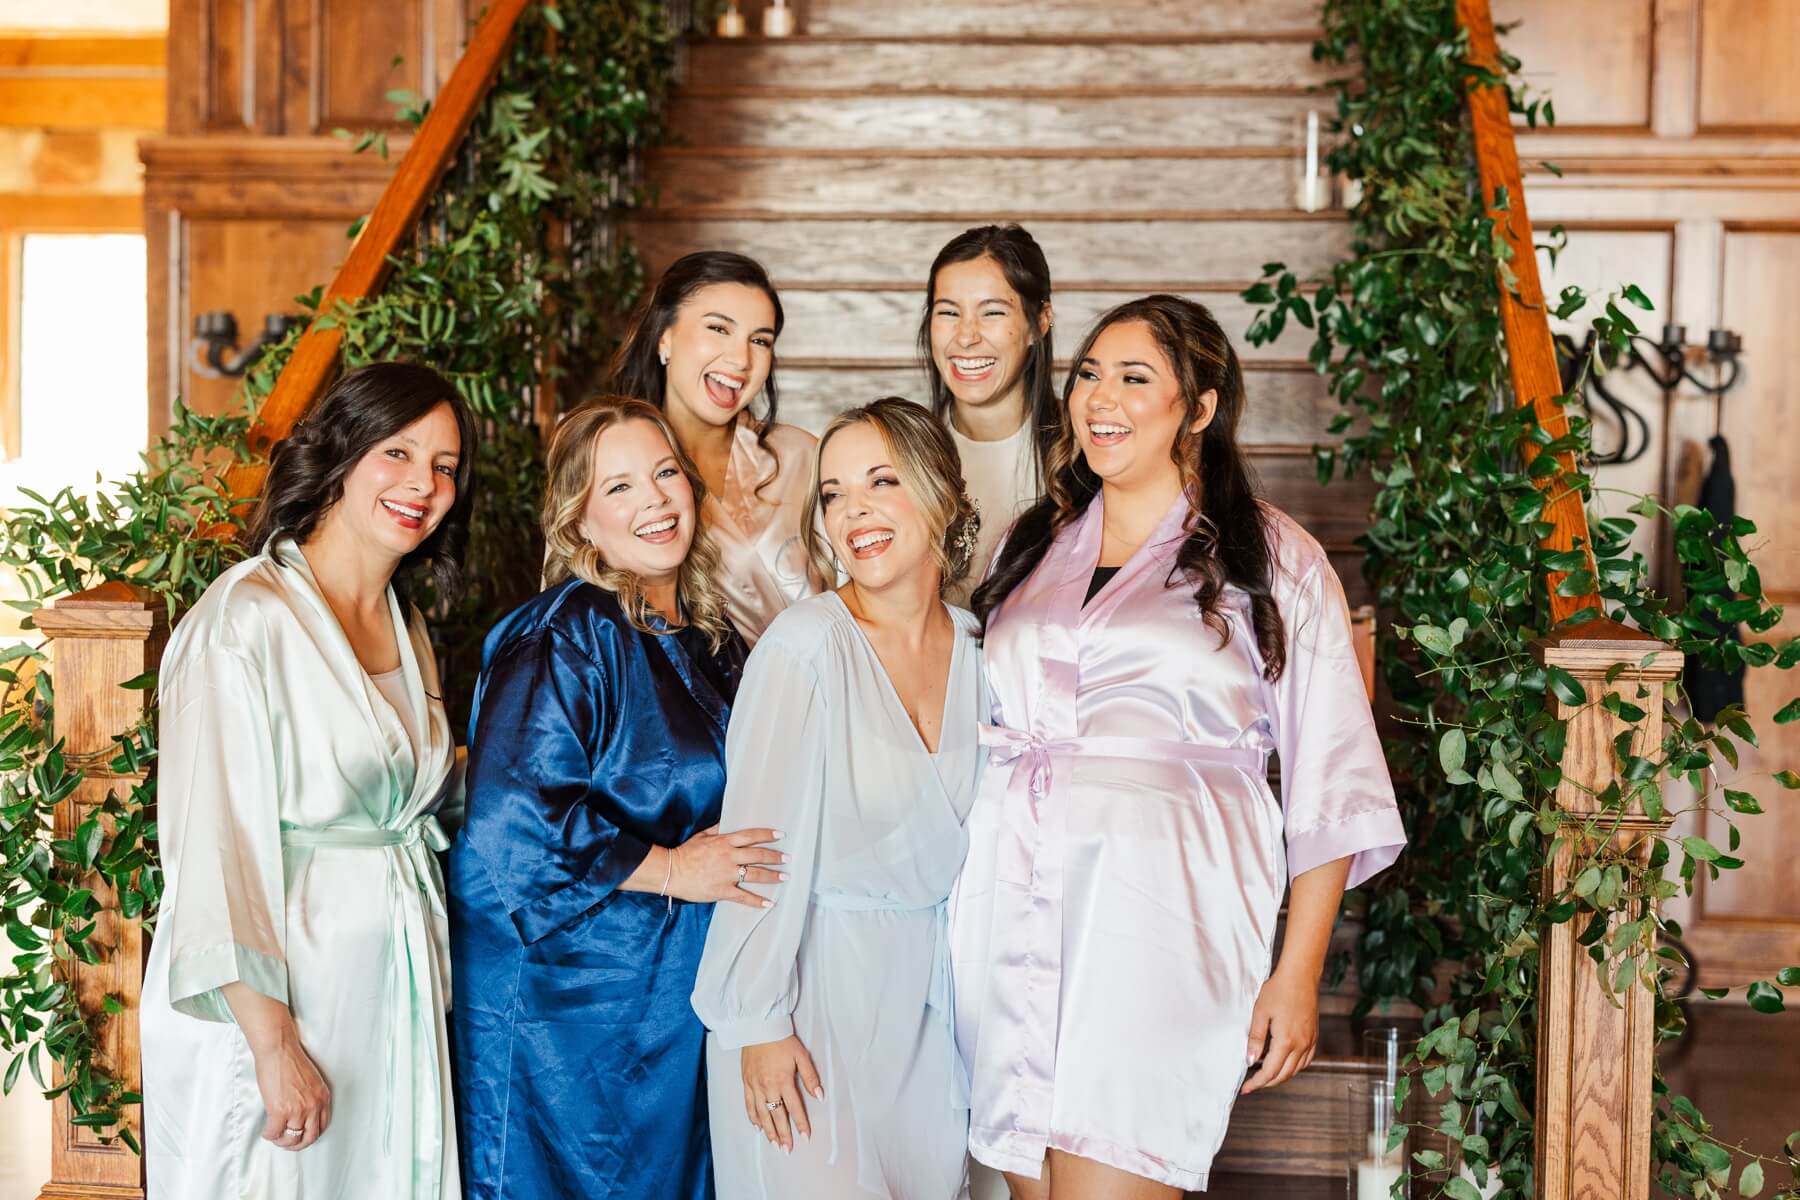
[1347,1077,1408,1200]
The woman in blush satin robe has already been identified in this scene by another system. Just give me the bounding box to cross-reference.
[449,398,787,1200]
[610,250,826,643]
[141,363,478,1200]
[693,399,986,1200]
[952,297,1407,1198]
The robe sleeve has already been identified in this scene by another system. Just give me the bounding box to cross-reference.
[460,629,652,945]
[158,646,289,1023]
[1268,558,1406,889]
[691,636,827,1049]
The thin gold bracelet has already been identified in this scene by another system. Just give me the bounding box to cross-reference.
[660,847,675,913]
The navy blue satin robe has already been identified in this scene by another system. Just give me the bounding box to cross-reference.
[449,580,746,1200]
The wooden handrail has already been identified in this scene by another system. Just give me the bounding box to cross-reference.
[1456,0,1602,629]
[222,0,533,500]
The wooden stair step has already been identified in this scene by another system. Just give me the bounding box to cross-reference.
[798,0,1321,37]
[773,362,1343,448]
[642,151,1314,218]
[1214,1056,1381,1178]
[666,92,1319,151]
[629,215,1350,287]
[682,36,1332,93]
[757,286,1284,361]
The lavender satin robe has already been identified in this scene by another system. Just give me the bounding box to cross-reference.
[949,494,1406,1191]
[706,420,827,644]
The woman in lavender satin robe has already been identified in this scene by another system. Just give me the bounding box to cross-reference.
[951,296,1407,1198]
[610,251,827,644]
[449,398,788,1199]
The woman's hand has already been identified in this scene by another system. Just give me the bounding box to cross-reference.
[668,826,787,907]
[741,1034,824,1152]
[1239,965,1320,1094]
[249,1025,333,1150]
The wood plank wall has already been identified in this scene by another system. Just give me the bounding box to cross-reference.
[645,0,1375,599]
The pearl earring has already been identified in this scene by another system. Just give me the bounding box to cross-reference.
[658,349,670,366]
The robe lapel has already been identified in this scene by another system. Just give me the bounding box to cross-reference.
[1080,489,1193,625]
[650,622,729,736]
[272,540,420,815]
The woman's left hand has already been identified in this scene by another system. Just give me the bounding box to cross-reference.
[1239,966,1319,1094]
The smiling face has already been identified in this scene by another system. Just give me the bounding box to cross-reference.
[818,420,941,595]
[579,417,697,590]
[929,254,1047,425]
[656,282,777,430]
[1069,319,1216,495]
[329,401,462,561]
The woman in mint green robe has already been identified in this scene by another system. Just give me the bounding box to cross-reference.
[141,363,475,1200]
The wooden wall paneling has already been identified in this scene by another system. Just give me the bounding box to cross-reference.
[204,0,250,131]
[643,151,1312,218]
[682,35,1336,93]
[1528,179,1800,223]
[667,92,1315,151]
[1538,226,1675,568]
[1716,227,1800,593]
[1651,0,1699,137]
[164,214,354,420]
[798,0,1324,37]
[1697,0,1800,133]
[1493,0,1655,130]
[1,231,15,460]
[313,0,425,134]
[632,216,1353,287]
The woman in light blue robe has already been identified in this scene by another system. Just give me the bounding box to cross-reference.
[693,399,987,1200]
[142,363,478,1200]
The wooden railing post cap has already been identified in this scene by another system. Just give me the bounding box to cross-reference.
[1530,616,1682,680]
[31,581,166,641]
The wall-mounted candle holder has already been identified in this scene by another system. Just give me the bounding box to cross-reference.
[189,311,307,379]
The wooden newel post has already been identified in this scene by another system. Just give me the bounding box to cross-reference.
[1531,619,1683,1200]
[32,582,167,1200]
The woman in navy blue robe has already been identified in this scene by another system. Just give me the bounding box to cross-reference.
[449,399,788,1199]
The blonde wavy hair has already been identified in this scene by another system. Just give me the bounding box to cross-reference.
[801,397,980,597]
[541,396,733,649]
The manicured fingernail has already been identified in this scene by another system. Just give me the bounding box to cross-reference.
[812,1087,823,1099]
[771,830,784,840]
[762,899,774,908]
[777,872,790,881]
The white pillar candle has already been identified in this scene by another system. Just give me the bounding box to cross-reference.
[1357,1158,1404,1200]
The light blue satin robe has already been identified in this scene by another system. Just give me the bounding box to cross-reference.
[692,592,985,1200]
[141,540,460,1200]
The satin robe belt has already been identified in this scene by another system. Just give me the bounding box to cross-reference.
[975,725,1265,1102]
[810,892,969,1110]
[279,813,449,1192]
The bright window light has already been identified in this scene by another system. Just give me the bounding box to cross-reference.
[7,233,148,504]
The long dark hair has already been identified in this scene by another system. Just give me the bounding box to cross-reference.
[917,224,1057,476]
[245,362,479,603]
[972,295,1288,680]
[609,250,786,437]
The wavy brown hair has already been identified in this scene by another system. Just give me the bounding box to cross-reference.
[801,398,981,598]
[540,396,733,649]
[244,361,479,604]
[972,295,1287,680]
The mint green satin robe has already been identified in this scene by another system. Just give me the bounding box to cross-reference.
[141,540,461,1200]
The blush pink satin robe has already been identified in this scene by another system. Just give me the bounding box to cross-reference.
[706,419,827,645]
[949,493,1406,1192]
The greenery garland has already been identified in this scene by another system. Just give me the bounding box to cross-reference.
[1242,3,1799,1197]
[0,0,693,1145]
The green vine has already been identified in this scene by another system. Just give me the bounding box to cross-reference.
[0,0,694,1145]
[1243,3,1800,1197]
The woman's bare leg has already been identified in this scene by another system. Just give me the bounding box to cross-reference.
[1042,1149,1182,1200]
[1003,1167,1051,1200]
